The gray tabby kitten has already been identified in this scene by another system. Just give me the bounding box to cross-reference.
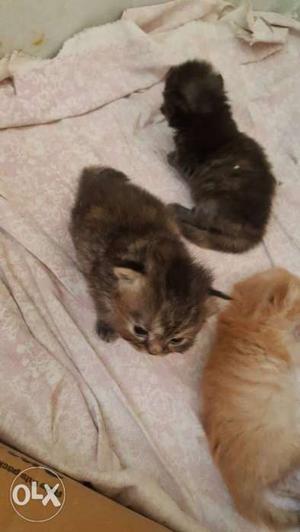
[70,166,228,355]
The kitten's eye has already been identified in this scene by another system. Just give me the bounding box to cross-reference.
[169,337,184,345]
[134,325,148,338]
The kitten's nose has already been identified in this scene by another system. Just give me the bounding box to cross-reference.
[148,341,163,356]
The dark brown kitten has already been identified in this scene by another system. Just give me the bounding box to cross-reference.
[70,166,224,355]
[161,60,276,253]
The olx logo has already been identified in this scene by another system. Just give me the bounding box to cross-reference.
[10,466,65,522]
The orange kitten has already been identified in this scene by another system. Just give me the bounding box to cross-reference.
[202,268,300,528]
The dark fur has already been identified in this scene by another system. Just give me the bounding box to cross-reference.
[161,60,276,253]
[70,166,223,355]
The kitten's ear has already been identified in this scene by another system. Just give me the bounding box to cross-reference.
[262,268,298,308]
[113,267,144,292]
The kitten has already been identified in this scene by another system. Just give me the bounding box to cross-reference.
[202,267,300,527]
[70,166,227,355]
[161,60,276,253]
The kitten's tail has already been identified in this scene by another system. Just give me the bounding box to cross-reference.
[179,222,259,254]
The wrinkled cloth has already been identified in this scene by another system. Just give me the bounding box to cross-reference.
[1,1,300,531]
[223,0,300,54]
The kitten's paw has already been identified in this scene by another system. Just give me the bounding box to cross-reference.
[96,321,118,342]
[167,151,178,168]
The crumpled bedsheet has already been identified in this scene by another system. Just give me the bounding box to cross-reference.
[1,1,300,531]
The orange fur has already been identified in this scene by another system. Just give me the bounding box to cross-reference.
[202,268,300,528]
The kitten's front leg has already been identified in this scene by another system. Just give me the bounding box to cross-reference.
[96,320,119,342]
